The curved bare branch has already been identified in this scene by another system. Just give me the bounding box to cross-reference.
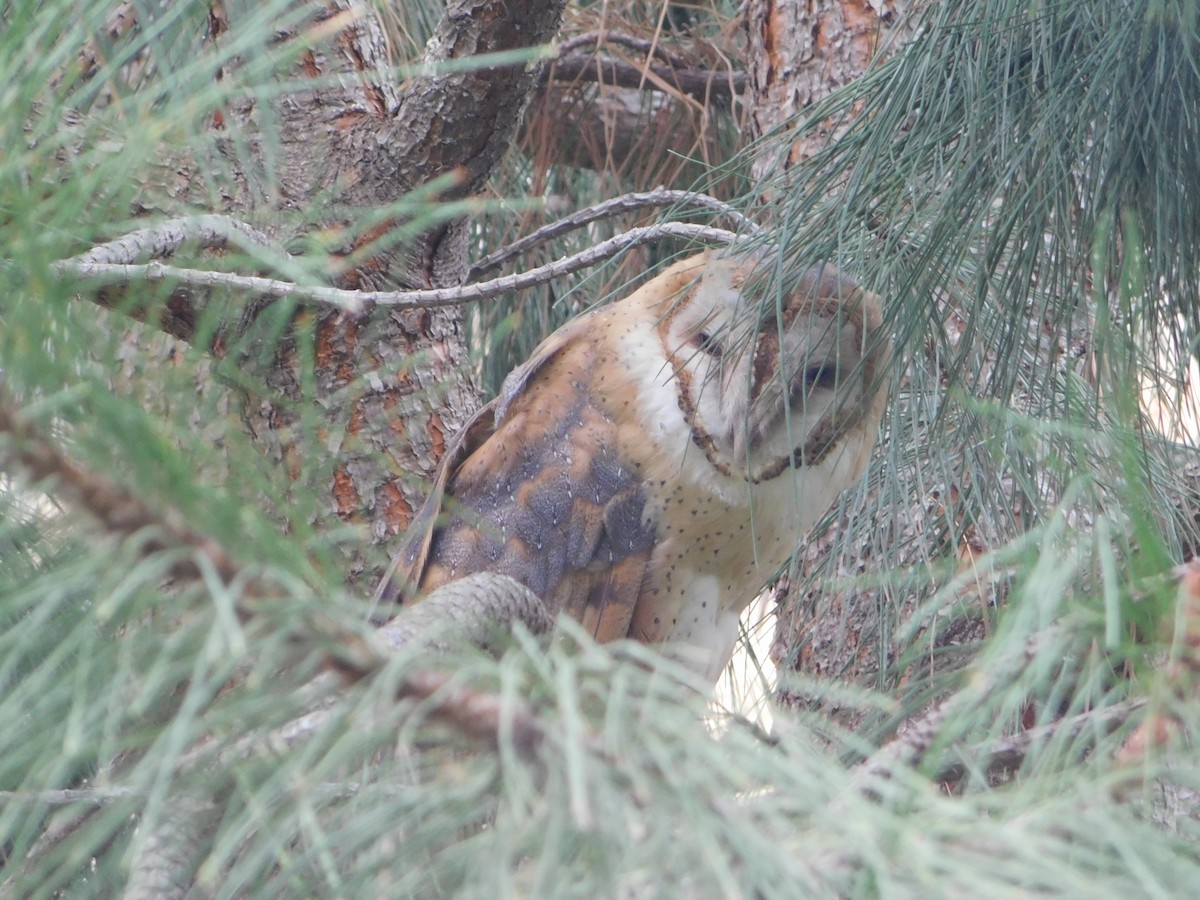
[56,221,742,315]
[469,188,760,278]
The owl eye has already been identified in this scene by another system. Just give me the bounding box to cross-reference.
[695,331,723,358]
[803,363,838,390]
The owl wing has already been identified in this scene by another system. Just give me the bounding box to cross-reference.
[371,395,497,608]
[374,312,657,644]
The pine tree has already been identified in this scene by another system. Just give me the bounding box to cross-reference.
[2,1,1199,895]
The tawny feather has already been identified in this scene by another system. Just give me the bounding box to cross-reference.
[376,249,889,682]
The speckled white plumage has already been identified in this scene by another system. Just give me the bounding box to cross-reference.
[378,248,889,685]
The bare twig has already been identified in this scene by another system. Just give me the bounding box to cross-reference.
[0,787,138,806]
[56,221,741,315]
[0,387,242,587]
[42,217,287,347]
[469,188,760,277]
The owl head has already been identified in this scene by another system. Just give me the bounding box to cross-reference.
[656,249,887,483]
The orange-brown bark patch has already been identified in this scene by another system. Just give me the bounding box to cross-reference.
[379,480,414,535]
[332,464,362,520]
[353,218,397,255]
[299,49,321,78]
[283,443,303,482]
[342,217,399,283]
[347,401,365,439]
[843,0,883,69]
[335,111,368,129]
[381,393,410,439]
[764,4,783,87]
[316,315,359,387]
[427,411,447,462]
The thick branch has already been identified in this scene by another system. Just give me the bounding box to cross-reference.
[72,215,279,266]
[556,31,694,69]
[933,699,1146,785]
[852,630,1061,790]
[376,571,555,653]
[347,0,571,286]
[130,573,552,896]
[191,594,552,774]
[544,52,745,103]
[123,570,552,899]
[30,1,581,579]
[125,796,217,900]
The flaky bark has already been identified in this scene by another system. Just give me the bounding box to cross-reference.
[746,0,914,180]
[82,0,569,586]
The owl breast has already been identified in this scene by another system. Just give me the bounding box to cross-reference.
[611,306,873,682]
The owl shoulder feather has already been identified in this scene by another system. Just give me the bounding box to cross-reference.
[373,311,599,606]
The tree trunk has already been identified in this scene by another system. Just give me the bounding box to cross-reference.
[746,0,914,181]
[742,0,918,695]
[106,0,568,586]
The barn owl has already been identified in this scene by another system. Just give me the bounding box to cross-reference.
[376,249,889,683]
